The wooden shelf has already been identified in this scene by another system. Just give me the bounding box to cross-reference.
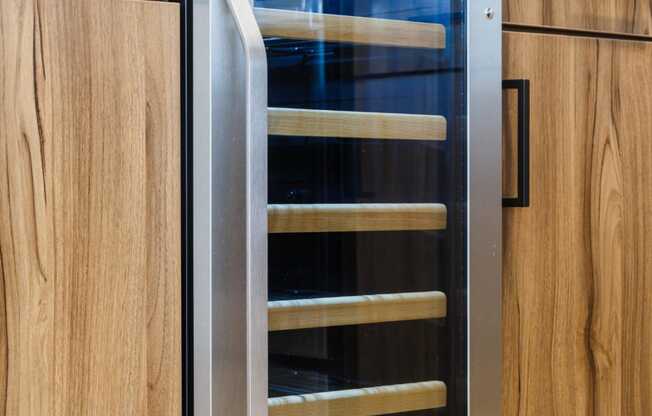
[269,291,446,331]
[255,8,446,49]
[268,108,447,141]
[268,381,447,416]
[268,203,447,234]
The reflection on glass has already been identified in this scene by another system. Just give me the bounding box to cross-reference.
[257,0,467,414]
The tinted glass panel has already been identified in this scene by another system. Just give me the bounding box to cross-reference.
[257,0,467,414]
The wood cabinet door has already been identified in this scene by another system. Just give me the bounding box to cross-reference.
[0,0,181,414]
[503,31,652,416]
[503,0,652,36]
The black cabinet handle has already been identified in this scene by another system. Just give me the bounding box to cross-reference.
[502,79,530,208]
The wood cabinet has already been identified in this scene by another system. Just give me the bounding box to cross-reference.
[503,30,652,415]
[0,0,181,414]
[503,0,652,36]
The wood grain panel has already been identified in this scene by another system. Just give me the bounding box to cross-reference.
[143,5,182,416]
[610,40,652,416]
[268,291,446,331]
[268,203,447,233]
[503,0,652,36]
[268,381,446,416]
[254,8,445,49]
[0,0,181,414]
[268,108,447,141]
[503,31,652,416]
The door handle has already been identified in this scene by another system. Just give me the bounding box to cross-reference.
[222,0,269,413]
[502,79,530,208]
[193,0,268,414]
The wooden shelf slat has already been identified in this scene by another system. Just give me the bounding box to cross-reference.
[268,381,447,416]
[269,291,446,331]
[268,203,447,234]
[255,8,446,49]
[268,108,447,141]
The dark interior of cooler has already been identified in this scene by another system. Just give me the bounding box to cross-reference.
[262,0,467,414]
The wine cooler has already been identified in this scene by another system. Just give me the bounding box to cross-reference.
[192,0,502,414]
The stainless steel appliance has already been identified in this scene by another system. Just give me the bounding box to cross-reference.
[192,0,502,414]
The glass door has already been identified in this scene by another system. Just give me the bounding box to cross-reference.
[261,1,466,415]
[192,0,501,414]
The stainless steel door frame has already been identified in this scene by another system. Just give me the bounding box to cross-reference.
[192,0,268,414]
[193,0,503,414]
[467,1,502,415]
